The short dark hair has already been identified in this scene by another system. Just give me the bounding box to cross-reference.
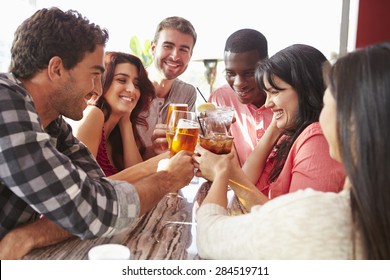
[10,7,109,79]
[224,29,268,59]
[153,16,197,47]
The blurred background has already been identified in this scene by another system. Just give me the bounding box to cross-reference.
[1,0,388,102]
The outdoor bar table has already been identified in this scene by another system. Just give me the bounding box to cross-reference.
[23,178,246,260]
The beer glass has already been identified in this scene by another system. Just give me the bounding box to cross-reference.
[170,119,199,157]
[166,103,188,124]
[167,118,199,200]
[166,110,196,150]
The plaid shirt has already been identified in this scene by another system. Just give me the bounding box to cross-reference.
[0,73,140,239]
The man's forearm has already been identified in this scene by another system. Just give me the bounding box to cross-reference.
[133,170,178,215]
[110,152,169,183]
[0,217,73,259]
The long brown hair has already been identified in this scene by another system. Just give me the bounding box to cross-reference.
[94,52,155,169]
[328,41,390,259]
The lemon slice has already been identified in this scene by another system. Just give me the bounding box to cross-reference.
[197,102,216,112]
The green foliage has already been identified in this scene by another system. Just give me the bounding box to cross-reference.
[129,35,153,67]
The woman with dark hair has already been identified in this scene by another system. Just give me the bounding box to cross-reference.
[70,51,156,175]
[195,41,390,259]
[196,44,345,210]
[243,44,345,198]
[324,41,390,259]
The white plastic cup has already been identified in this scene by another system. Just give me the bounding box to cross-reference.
[88,244,131,260]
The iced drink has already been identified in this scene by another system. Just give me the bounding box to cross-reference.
[199,134,234,154]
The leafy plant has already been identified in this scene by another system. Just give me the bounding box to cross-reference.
[129,35,153,67]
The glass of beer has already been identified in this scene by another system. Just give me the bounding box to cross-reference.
[166,103,188,124]
[170,119,199,157]
[167,118,199,200]
[166,110,196,149]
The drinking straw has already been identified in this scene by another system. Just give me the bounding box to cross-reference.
[196,87,207,102]
[197,116,205,136]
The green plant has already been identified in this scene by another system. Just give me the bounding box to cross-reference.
[129,35,153,67]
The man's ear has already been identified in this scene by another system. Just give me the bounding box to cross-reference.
[47,56,64,81]
[150,41,156,56]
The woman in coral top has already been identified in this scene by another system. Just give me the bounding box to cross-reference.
[196,44,345,210]
[69,51,156,176]
[195,41,390,259]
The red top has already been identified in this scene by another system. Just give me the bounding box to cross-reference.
[96,129,118,176]
[256,122,346,198]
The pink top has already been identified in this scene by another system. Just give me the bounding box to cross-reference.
[209,84,273,166]
[256,122,346,198]
[96,129,118,176]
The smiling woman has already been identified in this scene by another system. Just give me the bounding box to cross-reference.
[195,44,346,214]
[68,51,156,175]
[247,44,345,197]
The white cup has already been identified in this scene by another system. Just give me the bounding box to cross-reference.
[88,244,131,260]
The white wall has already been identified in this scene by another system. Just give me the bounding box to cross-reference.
[0,0,357,99]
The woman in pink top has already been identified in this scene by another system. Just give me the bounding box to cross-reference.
[195,41,390,259]
[70,52,156,175]
[195,44,345,210]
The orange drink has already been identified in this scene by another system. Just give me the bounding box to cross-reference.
[166,110,196,150]
[199,134,234,154]
[166,130,175,149]
[170,119,199,157]
[166,103,188,124]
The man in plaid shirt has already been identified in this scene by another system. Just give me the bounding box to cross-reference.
[0,8,194,258]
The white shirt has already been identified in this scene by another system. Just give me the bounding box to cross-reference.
[196,188,364,259]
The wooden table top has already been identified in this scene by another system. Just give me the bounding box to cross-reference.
[23,178,245,260]
[24,193,198,259]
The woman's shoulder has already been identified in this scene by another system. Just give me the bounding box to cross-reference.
[82,106,104,124]
[254,188,350,217]
[68,105,104,135]
[84,105,104,116]
[293,122,325,147]
[300,122,323,137]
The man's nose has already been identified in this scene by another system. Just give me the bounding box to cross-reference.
[94,77,103,97]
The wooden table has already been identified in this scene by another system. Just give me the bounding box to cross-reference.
[24,195,198,260]
[23,179,203,260]
[23,178,246,260]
